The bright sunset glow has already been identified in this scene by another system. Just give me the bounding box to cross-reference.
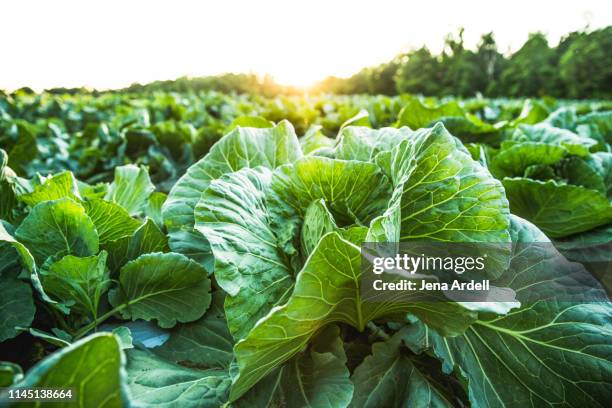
[1,0,610,90]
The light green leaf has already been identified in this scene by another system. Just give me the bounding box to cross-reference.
[229,232,475,402]
[83,199,142,244]
[227,116,274,132]
[300,125,335,155]
[512,124,596,156]
[502,178,612,237]
[378,123,510,245]
[126,348,230,408]
[105,218,169,273]
[105,164,155,216]
[108,253,211,328]
[396,99,464,130]
[335,126,413,161]
[15,198,99,265]
[301,199,338,257]
[511,99,549,125]
[145,192,167,228]
[163,121,301,269]
[19,171,82,207]
[154,292,234,369]
[194,167,294,339]
[272,156,392,226]
[40,252,110,318]
[3,333,129,407]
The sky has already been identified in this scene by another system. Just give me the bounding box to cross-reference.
[0,0,610,91]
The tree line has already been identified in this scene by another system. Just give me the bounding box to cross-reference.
[315,26,611,99]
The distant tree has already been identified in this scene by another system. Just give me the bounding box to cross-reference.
[395,47,442,95]
[559,26,612,98]
[493,33,559,97]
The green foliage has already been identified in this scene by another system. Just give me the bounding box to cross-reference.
[0,89,610,408]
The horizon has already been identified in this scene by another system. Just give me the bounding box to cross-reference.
[1,0,610,92]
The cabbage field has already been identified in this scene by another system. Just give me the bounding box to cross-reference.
[0,91,611,407]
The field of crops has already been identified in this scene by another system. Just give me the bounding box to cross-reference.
[0,90,611,407]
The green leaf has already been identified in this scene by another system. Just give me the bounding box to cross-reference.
[194,167,294,339]
[4,333,129,407]
[502,178,612,237]
[105,219,169,273]
[105,164,155,216]
[272,156,392,226]
[83,199,142,244]
[377,123,510,245]
[490,142,567,179]
[126,348,230,408]
[40,252,110,318]
[153,292,234,369]
[396,99,464,130]
[163,121,301,269]
[108,253,211,328]
[0,269,35,342]
[424,215,612,408]
[511,99,549,125]
[300,125,335,155]
[145,192,167,228]
[234,325,353,408]
[0,362,23,387]
[227,116,274,131]
[19,171,82,207]
[229,232,475,402]
[301,199,338,257]
[0,150,18,221]
[15,198,99,265]
[340,109,371,129]
[350,329,454,408]
[512,124,596,156]
[335,126,413,161]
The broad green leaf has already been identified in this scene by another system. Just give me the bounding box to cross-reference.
[0,362,23,387]
[154,292,234,369]
[301,199,337,257]
[194,167,294,339]
[335,126,413,161]
[105,164,155,216]
[229,232,475,402]
[511,99,549,125]
[26,328,71,347]
[84,199,142,244]
[350,329,454,408]
[4,333,128,407]
[377,123,510,245]
[300,125,335,155]
[577,110,612,144]
[544,107,577,130]
[105,219,169,273]
[489,142,567,179]
[227,116,274,131]
[502,178,612,237]
[512,124,596,156]
[15,198,99,265]
[162,121,301,268]
[556,155,607,193]
[396,99,464,130]
[340,109,371,129]
[437,114,504,145]
[5,120,37,175]
[0,269,35,342]
[234,325,353,408]
[126,348,230,408]
[145,192,167,228]
[272,156,392,226]
[40,252,110,318]
[424,216,612,408]
[108,253,211,328]
[19,171,82,207]
[0,149,17,221]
